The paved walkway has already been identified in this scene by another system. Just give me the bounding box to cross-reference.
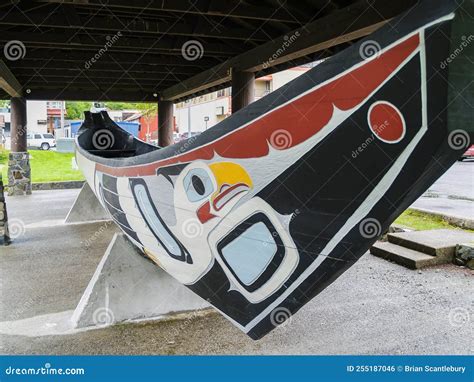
[5,162,472,227]
[1,179,472,355]
[5,188,80,227]
[411,161,474,222]
[1,252,471,355]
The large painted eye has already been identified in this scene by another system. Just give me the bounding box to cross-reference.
[191,175,205,195]
[183,168,214,202]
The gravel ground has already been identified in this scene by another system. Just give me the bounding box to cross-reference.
[1,254,472,355]
[1,168,472,355]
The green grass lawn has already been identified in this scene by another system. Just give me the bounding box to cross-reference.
[395,209,467,231]
[0,149,469,232]
[0,149,84,183]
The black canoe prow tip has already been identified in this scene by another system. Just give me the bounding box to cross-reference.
[77,110,159,158]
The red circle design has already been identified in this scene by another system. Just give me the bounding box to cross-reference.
[368,101,405,143]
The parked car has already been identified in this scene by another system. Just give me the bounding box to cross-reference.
[459,145,474,161]
[173,132,180,143]
[179,131,201,141]
[27,132,56,150]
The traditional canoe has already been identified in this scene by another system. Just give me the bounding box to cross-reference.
[76,0,473,339]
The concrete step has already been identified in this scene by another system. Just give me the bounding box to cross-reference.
[387,229,474,261]
[370,242,441,269]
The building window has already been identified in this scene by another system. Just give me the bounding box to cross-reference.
[47,101,62,109]
[265,81,272,93]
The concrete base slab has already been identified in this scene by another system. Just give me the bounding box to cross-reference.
[64,183,110,223]
[388,229,474,260]
[71,233,210,329]
[0,310,77,337]
[0,309,217,338]
[370,242,440,269]
[371,229,474,269]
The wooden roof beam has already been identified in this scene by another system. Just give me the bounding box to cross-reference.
[160,0,416,101]
[37,0,310,24]
[0,60,23,98]
[0,10,270,42]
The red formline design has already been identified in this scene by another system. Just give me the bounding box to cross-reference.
[97,34,420,177]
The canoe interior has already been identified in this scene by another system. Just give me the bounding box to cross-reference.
[77,111,160,158]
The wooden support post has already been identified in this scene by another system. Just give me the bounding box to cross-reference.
[10,97,27,152]
[231,69,255,113]
[158,100,174,147]
[8,97,31,195]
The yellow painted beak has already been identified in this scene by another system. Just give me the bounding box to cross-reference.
[208,162,253,211]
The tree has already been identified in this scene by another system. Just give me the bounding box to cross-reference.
[66,101,90,119]
[65,101,157,120]
[103,102,155,111]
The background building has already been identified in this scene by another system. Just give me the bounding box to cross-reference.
[0,67,310,146]
[46,101,66,133]
[0,101,67,138]
[174,67,310,136]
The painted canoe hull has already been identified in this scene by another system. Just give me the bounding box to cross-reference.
[76,0,473,339]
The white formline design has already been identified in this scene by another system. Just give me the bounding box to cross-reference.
[78,13,453,335]
[95,14,453,175]
[367,100,406,144]
[237,21,436,333]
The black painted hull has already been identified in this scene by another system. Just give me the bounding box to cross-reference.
[76,0,473,339]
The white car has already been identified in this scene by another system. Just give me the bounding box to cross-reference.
[27,132,56,150]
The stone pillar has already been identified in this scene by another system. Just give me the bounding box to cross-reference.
[158,100,174,147]
[231,68,255,113]
[8,97,31,196]
[0,174,10,245]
